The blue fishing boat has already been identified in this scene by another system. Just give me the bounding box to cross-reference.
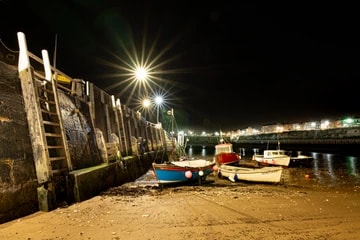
[152,159,216,185]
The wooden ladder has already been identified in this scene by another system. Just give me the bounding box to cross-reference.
[37,78,72,202]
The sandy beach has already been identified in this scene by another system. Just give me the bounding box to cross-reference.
[0,174,359,240]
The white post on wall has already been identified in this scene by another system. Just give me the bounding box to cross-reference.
[17,32,30,72]
[86,81,89,96]
[41,50,52,81]
[111,95,116,108]
[116,98,121,108]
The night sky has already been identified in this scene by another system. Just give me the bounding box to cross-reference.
[1,1,358,131]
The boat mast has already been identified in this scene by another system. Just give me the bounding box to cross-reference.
[171,108,174,138]
[168,108,176,159]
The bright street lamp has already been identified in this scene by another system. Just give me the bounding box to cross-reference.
[155,96,163,124]
[135,66,148,81]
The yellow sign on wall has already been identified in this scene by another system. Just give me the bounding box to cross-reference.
[55,74,71,84]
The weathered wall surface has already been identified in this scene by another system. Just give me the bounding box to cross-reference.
[58,90,103,169]
[0,61,39,223]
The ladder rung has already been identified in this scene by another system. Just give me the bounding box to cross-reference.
[45,133,62,137]
[51,168,68,174]
[49,156,66,161]
[42,88,54,94]
[43,120,60,126]
[47,145,64,149]
[41,109,58,115]
[39,98,56,105]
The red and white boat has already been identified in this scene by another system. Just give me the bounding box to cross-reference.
[214,140,240,165]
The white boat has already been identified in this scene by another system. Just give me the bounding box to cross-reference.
[253,149,291,167]
[218,164,283,183]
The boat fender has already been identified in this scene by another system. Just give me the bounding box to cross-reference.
[185,171,192,179]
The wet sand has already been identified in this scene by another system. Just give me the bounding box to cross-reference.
[0,173,359,240]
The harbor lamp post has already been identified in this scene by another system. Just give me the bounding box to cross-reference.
[155,96,163,124]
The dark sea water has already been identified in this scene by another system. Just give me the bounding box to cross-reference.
[185,146,360,190]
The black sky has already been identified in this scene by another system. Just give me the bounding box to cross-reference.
[1,0,358,131]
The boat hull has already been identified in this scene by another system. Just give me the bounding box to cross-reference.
[215,152,240,165]
[218,164,283,183]
[152,160,215,185]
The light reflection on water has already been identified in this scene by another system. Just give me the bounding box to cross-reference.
[346,156,358,177]
[186,147,360,189]
[187,146,207,157]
